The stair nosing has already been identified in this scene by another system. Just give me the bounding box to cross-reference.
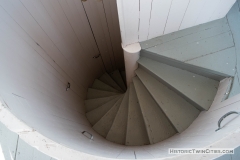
[99,73,124,92]
[139,64,204,111]
[92,79,122,93]
[135,68,200,133]
[106,89,129,144]
[92,96,124,137]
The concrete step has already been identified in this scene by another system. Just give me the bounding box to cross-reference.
[86,96,122,125]
[85,95,120,112]
[110,70,127,91]
[138,57,219,111]
[125,83,150,146]
[136,68,200,133]
[133,77,177,144]
[99,73,123,92]
[87,88,120,99]
[106,88,129,145]
[92,79,121,93]
[93,97,123,138]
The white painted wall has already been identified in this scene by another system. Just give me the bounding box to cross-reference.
[0,0,124,158]
[117,0,236,47]
[82,0,124,71]
[0,0,240,159]
[0,77,240,159]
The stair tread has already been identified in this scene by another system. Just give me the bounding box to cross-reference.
[138,57,219,110]
[126,83,150,146]
[106,88,129,145]
[85,95,120,112]
[99,73,123,92]
[133,77,177,144]
[120,70,126,86]
[140,18,229,50]
[92,79,121,93]
[87,88,120,99]
[93,96,123,138]
[86,96,122,125]
[110,70,127,91]
[136,68,200,133]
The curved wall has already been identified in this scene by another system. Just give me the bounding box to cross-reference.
[0,0,125,158]
[0,0,240,160]
[0,77,240,160]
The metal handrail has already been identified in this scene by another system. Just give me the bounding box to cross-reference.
[82,131,93,140]
[215,111,240,132]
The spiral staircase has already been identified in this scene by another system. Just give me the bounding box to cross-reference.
[85,55,221,146]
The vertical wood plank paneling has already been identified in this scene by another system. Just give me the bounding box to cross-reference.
[147,0,173,39]
[116,0,139,47]
[117,0,235,45]
[164,0,190,34]
[0,0,88,87]
[0,6,85,97]
[57,0,104,77]
[138,0,152,42]
[102,0,124,70]
[0,22,86,113]
[195,0,222,25]
[82,0,115,72]
[20,0,81,65]
[0,41,81,109]
[0,0,125,157]
[179,0,208,30]
[20,0,97,83]
[210,0,236,21]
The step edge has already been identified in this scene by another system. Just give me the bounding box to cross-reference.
[85,95,121,112]
[92,96,124,137]
[92,79,122,93]
[137,64,210,111]
[133,76,178,142]
[106,89,129,144]
[86,96,123,126]
[125,83,150,145]
[132,77,154,144]
[140,50,232,80]
[135,69,200,132]
[99,73,124,92]
[109,70,127,91]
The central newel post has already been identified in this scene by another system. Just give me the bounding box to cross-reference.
[122,43,141,87]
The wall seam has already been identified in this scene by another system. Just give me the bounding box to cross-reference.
[163,0,173,35]
[81,1,107,72]
[178,0,191,30]
[102,1,117,71]
[14,135,19,160]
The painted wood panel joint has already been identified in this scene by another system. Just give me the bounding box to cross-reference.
[14,135,19,160]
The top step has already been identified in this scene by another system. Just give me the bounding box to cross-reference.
[138,57,219,111]
[140,18,234,81]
